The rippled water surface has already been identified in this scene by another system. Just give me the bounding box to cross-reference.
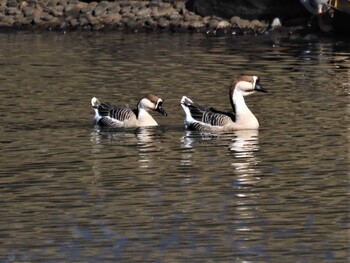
[0,31,349,262]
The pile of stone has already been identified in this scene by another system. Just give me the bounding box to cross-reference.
[0,0,271,33]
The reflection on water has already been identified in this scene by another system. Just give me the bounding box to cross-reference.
[0,31,348,262]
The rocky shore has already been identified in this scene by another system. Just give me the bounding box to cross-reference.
[0,0,307,34]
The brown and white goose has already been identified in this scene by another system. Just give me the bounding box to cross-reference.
[181,75,267,132]
[91,94,167,128]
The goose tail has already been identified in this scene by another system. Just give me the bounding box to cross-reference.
[91,97,102,124]
[91,97,100,108]
[181,96,197,128]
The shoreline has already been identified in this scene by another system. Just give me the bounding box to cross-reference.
[0,0,311,35]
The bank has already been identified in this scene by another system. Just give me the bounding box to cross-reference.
[0,0,322,34]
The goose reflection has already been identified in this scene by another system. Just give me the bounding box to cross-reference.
[229,129,260,188]
[135,127,162,169]
[229,130,262,242]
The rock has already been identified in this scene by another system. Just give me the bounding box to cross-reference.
[80,2,97,14]
[0,0,7,7]
[103,12,121,25]
[217,20,230,28]
[107,4,120,15]
[93,1,109,16]
[6,7,22,16]
[7,0,19,8]
[152,6,176,18]
[22,6,34,17]
[165,11,181,21]
[0,15,15,26]
[230,16,252,28]
[157,17,169,29]
[64,4,80,18]
[183,12,202,22]
[144,18,157,30]
[120,5,131,15]
[188,20,205,30]
[85,13,99,25]
[134,7,151,18]
[42,13,54,21]
[50,6,64,17]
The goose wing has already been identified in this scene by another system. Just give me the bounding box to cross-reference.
[96,102,137,127]
[184,99,236,126]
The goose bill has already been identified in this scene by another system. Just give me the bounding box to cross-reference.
[156,103,167,116]
[254,84,267,93]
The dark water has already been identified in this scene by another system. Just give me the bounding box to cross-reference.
[0,31,349,262]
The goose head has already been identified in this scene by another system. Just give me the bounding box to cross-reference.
[230,75,267,97]
[139,94,167,116]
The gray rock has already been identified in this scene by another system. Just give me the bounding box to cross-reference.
[65,4,81,18]
[93,4,107,17]
[47,0,59,8]
[134,7,151,18]
[7,0,19,8]
[81,2,97,14]
[42,13,54,21]
[165,11,181,21]
[120,6,131,15]
[103,13,122,25]
[107,4,120,15]
[27,0,38,6]
[157,17,169,28]
[85,13,99,25]
[6,7,22,16]
[188,20,205,30]
[22,6,34,17]
[69,17,79,27]
[0,15,15,26]
[0,0,7,7]
[144,18,157,30]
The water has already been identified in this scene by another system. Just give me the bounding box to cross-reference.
[0,30,349,262]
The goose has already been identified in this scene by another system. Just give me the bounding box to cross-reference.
[91,94,167,128]
[180,75,267,132]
